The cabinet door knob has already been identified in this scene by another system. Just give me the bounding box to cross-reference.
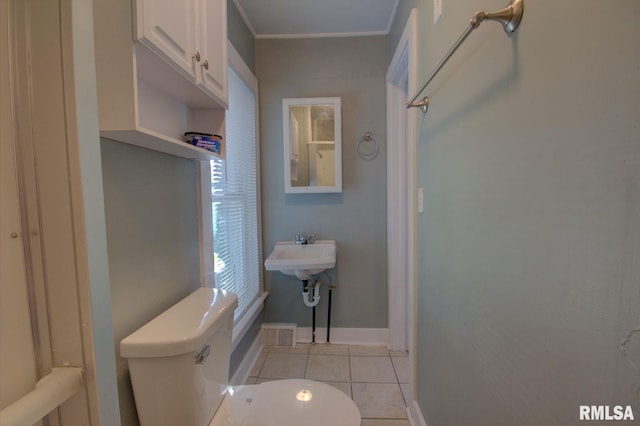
[201,59,209,70]
[193,50,201,62]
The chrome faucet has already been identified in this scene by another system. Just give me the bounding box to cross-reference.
[295,234,315,245]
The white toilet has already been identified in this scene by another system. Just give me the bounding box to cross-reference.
[120,288,361,426]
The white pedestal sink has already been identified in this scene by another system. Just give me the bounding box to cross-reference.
[264,240,336,280]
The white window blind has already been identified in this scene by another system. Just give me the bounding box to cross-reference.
[211,68,260,321]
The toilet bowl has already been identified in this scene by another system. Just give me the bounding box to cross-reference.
[211,379,359,426]
[120,288,361,426]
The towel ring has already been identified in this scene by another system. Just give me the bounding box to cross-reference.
[357,132,379,160]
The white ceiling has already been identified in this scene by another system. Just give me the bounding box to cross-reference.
[234,0,400,38]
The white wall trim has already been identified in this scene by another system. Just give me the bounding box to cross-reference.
[197,160,215,288]
[385,0,401,34]
[231,0,257,37]
[233,0,398,39]
[296,327,388,346]
[387,11,420,426]
[230,329,264,386]
[255,30,389,40]
[227,41,258,93]
[410,400,428,426]
[386,9,417,352]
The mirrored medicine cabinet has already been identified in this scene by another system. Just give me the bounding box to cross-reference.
[283,97,342,193]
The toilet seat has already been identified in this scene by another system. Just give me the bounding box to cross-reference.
[209,379,361,426]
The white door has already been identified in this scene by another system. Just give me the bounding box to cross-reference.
[0,4,39,408]
[137,0,197,80]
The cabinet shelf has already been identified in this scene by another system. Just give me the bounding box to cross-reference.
[93,0,227,162]
[101,128,222,161]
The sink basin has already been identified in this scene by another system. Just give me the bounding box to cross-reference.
[264,240,336,280]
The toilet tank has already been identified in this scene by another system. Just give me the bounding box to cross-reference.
[120,288,238,426]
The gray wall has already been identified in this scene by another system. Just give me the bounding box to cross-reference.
[101,140,201,425]
[257,36,389,329]
[391,1,640,425]
[227,0,255,73]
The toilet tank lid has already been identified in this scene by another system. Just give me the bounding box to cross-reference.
[120,288,238,359]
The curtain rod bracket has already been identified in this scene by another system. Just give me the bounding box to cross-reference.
[413,97,430,114]
[407,0,524,113]
[473,0,524,33]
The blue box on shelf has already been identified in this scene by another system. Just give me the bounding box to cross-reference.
[184,132,222,155]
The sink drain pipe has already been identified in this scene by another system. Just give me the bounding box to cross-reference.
[301,276,334,343]
[301,279,320,343]
[303,280,320,307]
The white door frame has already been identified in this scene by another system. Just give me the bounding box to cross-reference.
[387,9,417,352]
[386,8,419,421]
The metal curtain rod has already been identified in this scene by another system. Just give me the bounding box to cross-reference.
[407,0,524,113]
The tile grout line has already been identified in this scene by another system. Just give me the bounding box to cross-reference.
[390,352,401,385]
[254,344,410,423]
[347,346,354,400]
[302,345,310,379]
[255,350,266,378]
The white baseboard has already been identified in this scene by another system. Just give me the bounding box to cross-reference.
[229,329,263,386]
[296,327,388,346]
[409,399,427,426]
[407,407,416,426]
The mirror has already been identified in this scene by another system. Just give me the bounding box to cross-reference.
[283,97,342,193]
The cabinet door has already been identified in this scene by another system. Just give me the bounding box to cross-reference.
[195,0,228,106]
[136,0,197,80]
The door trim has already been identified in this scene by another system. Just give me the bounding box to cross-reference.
[386,7,418,421]
[386,8,417,352]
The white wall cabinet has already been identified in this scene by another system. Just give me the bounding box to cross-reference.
[195,0,228,102]
[136,0,196,80]
[135,0,227,106]
[93,0,227,160]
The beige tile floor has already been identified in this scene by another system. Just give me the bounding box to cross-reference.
[246,343,411,425]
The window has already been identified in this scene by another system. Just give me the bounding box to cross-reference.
[211,66,261,321]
